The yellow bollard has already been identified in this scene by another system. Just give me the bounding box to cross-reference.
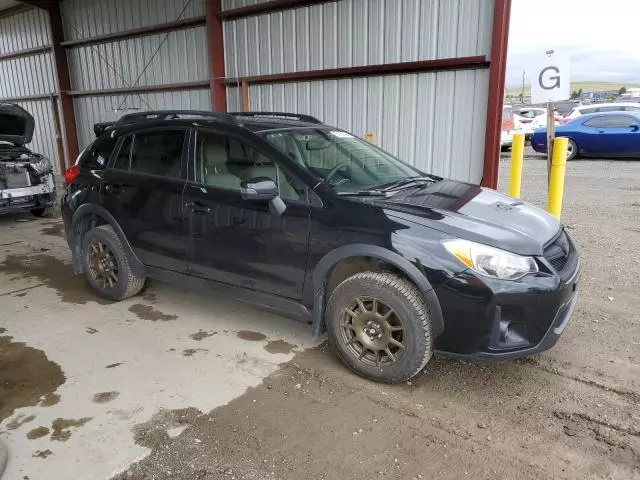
[547,137,569,219]
[508,133,525,198]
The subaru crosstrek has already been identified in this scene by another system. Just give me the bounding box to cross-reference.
[61,111,580,383]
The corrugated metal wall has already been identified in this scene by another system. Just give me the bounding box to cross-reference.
[223,0,494,184]
[0,8,61,173]
[61,0,211,150]
[73,89,210,148]
[228,69,489,181]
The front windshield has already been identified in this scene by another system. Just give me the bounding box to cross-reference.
[264,128,425,193]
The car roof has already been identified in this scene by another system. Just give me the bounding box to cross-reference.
[108,111,332,137]
[571,111,640,121]
[576,102,640,110]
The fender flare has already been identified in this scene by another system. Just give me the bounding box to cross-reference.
[311,244,444,338]
[70,204,144,275]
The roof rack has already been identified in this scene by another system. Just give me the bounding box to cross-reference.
[229,111,323,124]
[115,110,238,125]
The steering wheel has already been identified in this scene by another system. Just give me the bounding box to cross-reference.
[324,162,351,185]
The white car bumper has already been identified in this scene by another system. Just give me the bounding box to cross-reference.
[0,172,55,199]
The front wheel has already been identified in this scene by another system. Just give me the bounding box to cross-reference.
[326,272,433,383]
[81,225,146,301]
[566,138,579,160]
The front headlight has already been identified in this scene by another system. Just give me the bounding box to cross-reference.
[29,156,53,175]
[443,239,538,280]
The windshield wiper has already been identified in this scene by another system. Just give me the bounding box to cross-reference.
[336,189,390,197]
[377,176,438,191]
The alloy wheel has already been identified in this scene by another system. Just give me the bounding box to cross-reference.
[339,296,406,367]
[88,241,119,289]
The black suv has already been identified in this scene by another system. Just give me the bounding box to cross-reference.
[62,111,580,383]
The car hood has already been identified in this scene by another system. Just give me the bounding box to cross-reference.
[369,180,561,256]
[0,104,34,145]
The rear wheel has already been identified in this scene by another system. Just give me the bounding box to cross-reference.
[566,138,578,160]
[81,225,145,301]
[326,272,432,383]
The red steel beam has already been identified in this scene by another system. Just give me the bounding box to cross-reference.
[0,45,51,62]
[67,80,210,98]
[220,0,337,20]
[48,2,79,168]
[224,56,489,86]
[482,0,512,189]
[0,4,32,18]
[61,16,206,48]
[0,93,57,102]
[206,0,226,112]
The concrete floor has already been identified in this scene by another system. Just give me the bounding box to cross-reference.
[0,215,315,479]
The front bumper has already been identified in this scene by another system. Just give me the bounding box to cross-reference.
[0,173,56,214]
[434,249,580,360]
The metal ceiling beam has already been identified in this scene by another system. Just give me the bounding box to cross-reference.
[0,4,32,18]
[220,0,337,20]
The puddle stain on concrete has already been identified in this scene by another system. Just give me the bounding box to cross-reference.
[189,330,217,341]
[105,362,123,369]
[236,330,267,341]
[264,340,297,355]
[7,414,36,430]
[128,304,178,322]
[92,391,120,404]
[51,417,92,442]
[33,449,53,459]
[0,335,66,422]
[182,348,208,357]
[26,426,50,440]
[40,222,65,238]
[132,407,202,450]
[39,393,60,407]
[0,253,112,305]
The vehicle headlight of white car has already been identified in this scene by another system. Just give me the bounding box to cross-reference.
[443,239,538,280]
[30,156,53,175]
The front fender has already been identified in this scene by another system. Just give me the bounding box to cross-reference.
[70,203,144,275]
[311,244,444,339]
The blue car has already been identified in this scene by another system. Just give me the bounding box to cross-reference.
[531,112,640,160]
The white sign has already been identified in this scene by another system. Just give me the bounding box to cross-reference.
[530,51,570,103]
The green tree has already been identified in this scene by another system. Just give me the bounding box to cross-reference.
[578,88,583,97]
[619,86,627,95]
[570,90,579,99]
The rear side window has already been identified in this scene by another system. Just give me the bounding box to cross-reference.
[584,115,634,128]
[129,131,185,178]
[112,136,132,170]
[81,136,116,169]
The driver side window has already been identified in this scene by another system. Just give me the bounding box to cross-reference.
[195,131,304,201]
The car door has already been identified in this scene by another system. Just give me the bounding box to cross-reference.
[100,127,189,272]
[583,115,635,155]
[183,128,311,299]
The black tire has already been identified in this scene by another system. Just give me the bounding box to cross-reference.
[31,206,54,218]
[326,272,432,383]
[81,224,146,301]
[566,138,579,160]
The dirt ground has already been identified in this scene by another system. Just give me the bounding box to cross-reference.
[111,153,640,480]
[1,153,639,479]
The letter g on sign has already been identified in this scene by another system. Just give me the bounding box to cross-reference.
[539,66,561,90]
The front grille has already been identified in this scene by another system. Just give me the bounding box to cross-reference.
[544,230,577,280]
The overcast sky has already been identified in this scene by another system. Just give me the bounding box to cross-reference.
[506,0,640,87]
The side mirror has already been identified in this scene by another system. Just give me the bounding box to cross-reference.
[240,177,278,201]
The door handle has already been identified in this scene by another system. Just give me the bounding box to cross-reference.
[598,130,605,133]
[185,201,211,215]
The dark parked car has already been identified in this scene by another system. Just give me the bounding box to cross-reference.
[532,112,640,160]
[62,111,580,383]
[0,104,56,216]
